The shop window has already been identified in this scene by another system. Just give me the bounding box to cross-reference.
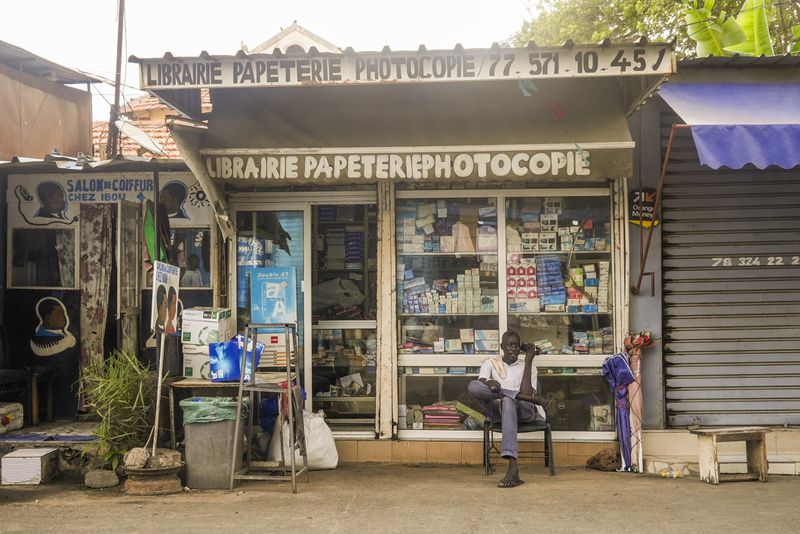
[538,369,615,431]
[10,228,76,288]
[397,192,616,433]
[506,195,613,354]
[312,205,377,321]
[396,197,499,430]
[146,228,213,289]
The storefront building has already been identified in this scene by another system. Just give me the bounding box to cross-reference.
[628,57,800,469]
[132,42,676,462]
[2,157,221,417]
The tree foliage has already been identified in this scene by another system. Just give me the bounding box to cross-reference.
[512,0,799,57]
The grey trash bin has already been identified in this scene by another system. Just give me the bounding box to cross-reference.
[180,396,248,489]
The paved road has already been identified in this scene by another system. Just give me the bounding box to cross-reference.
[2,464,799,533]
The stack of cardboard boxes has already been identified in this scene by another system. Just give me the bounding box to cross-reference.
[181,307,233,379]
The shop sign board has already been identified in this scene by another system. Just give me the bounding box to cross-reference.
[629,187,659,227]
[138,45,674,90]
[201,145,633,183]
[7,172,213,227]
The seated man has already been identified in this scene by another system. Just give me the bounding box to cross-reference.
[468,330,546,488]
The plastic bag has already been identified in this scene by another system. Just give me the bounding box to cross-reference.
[268,411,338,470]
[179,396,249,424]
[311,278,364,312]
[208,334,265,382]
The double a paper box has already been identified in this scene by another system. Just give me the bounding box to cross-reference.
[2,448,58,485]
[183,345,211,379]
[181,307,233,346]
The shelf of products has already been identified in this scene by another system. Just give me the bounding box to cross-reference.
[311,325,377,431]
[506,195,614,356]
[396,197,500,359]
[312,205,377,321]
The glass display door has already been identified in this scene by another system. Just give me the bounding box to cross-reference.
[235,208,308,394]
[231,194,378,435]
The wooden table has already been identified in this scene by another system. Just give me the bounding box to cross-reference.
[690,427,771,485]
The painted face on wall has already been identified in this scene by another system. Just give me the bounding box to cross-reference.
[31,297,76,356]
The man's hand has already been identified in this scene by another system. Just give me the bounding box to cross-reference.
[484,379,501,393]
[524,344,539,362]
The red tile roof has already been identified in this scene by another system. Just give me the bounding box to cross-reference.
[122,88,211,115]
[93,120,182,159]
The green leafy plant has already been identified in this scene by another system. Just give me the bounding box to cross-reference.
[684,0,746,56]
[725,0,774,55]
[790,24,800,54]
[82,350,156,470]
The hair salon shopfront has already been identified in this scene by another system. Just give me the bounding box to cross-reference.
[134,42,675,463]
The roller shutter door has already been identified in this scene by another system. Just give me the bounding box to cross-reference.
[661,116,800,427]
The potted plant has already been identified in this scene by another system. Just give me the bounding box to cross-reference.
[82,349,156,484]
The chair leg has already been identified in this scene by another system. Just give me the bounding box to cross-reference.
[546,426,556,476]
[46,380,54,423]
[31,375,40,426]
[483,424,491,475]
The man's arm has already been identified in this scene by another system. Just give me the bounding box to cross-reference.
[516,345,547,405]
[478,360,501,393]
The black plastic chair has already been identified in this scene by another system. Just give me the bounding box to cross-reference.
[483,404,555,476]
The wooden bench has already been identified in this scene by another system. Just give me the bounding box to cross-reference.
[690,427,770,485]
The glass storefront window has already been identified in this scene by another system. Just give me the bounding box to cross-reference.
[400,371,484,430]
[312,324,377,431]
[170,228,212,288]
[11,228,76,288]
[396,197,499,430]
[506,195,613,355]
[396,197,499,356]
[539,369,615,431]
[397,191,616,433]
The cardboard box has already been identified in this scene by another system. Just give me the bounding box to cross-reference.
[181,307,233,346]
[183,345,211,379]
[2,448,58,485]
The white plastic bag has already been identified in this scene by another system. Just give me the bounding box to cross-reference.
[311,278,364,312]
[268,411,338,470]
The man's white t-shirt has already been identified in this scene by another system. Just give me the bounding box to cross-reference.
[479,357,546,419]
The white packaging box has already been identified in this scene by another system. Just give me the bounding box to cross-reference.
[183,345,211,379]
[181,307,233,346]
[2,448,58,485]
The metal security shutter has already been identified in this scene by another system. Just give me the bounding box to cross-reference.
[661,114,800,427]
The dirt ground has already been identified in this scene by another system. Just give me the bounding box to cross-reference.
[2,464,798,533]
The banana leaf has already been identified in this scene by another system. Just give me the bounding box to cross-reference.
[684,0,746,57]
[790,25,800,54]
[725,0,774,56]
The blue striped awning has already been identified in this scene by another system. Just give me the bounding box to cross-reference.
[658,82,800,170]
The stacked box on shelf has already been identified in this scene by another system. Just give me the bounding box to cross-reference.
[597,261,610,312]
[536,255,566,311]
[507,258,539,313]
[326,227,346,269]
[345,225,364,270]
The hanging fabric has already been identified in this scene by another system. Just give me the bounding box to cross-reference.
[78,203,114,410]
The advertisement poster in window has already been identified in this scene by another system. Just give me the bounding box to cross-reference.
[249,267,297,324]
[150,261,180,334]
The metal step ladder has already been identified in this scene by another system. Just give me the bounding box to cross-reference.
[229,323,309,493]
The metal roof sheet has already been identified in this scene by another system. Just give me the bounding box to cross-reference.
[0,40,101,84]
[129,38,673,63]
[678,54,800,68]
[0,154,187,173]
